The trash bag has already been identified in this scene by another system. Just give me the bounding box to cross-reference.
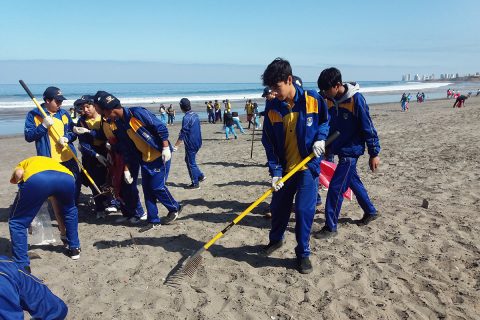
[30,202,56,245]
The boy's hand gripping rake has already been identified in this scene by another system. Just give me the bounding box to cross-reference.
[165,132,339,286]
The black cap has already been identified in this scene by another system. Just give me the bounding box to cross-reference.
[94,91,121,110]
[73,95,94,107]
[43,86,66,101]
[179,98,191,111]
[262,87,272,97]
[293,75,303,88]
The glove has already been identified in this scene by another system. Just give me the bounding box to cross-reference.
[271,176,284,192]
[58,137,69,147]
[313,140,325,158]
[162,146,171,163]
[73,126,90,134]
[42,116,54,128]
[105,142,112,151]
[124,170,133,184]
[172,146,178,152]
[96,153,108,166]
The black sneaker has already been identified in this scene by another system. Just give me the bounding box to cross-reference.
[139,223,161,233]
[199,175,207,182]
[357,213,378,226]
[67,247,81,260]
[313,226,337,239]
[297,257,313,274]
[185,183,200,190]
[162,204,183,225]
[260,240,284,256]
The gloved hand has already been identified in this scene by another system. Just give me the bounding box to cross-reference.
[172,146,178,152]
[42,116,54,128]
[124,170,133,184]
[105,142,112,150]
[313,140,325,158]
[58,137,69,147]
[162,146,171,163]
[73,126,90,134]
[271,176,284,192]
[96,153,108,166]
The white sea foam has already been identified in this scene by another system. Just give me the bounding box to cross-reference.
[359,82,451,93]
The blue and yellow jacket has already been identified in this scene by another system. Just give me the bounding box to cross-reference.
[76,115,107,159]
[24,104,77,162]
[113,107,171,164]
[262,84,329,177]
[324,83,380,158]
[179,111,202,152]
[0,256,68,319]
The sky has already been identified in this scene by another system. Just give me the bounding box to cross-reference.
[0,0,479,83]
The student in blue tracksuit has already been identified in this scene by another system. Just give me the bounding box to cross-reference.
[93,91,181,231]
[316,67,381,239]
[260,58,329,274]
[173,98,206,189]
[24,86,81,203]
[0,256,68,319]
[9,156,81,272]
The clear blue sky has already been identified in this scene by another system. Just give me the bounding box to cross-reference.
[1,0,479,83]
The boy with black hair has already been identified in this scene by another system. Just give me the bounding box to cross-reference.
[260,58,329,274]
[316,67,380,239]
[173,98,205,189]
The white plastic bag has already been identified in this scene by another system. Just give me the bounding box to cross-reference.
[30,202,56,245]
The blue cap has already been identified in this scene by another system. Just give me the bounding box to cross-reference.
[262,87,272,97]
[94,91,120,110]
[43,86,66,101]
[73,95,94,107]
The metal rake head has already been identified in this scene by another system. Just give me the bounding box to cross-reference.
[164,252,204,287]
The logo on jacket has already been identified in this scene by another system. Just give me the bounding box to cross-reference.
[343,113,349,120]
[306,117,313,127]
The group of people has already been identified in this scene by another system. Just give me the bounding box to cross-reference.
[158,104,176,125]
[3,57,381,318]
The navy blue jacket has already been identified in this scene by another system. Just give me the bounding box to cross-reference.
[179,111,202,152]
[0,256,68,319]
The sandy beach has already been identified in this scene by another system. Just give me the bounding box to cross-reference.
[0,97,479,319]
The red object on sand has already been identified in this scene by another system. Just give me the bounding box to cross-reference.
[320,160,353,200]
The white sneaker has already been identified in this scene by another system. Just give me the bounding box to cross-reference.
[105,206,118,214]
[96,211,106,219]
[115,216,129,223]
[139,213,147,221]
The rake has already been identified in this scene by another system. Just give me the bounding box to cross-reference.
[164,131,339,286]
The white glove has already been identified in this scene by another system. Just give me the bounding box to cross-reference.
[96,153,108,166]
[42,116,54,128]
[105,142,112,150]
[162,146,171,163]
[313,140,325,158]
[73,126,90,134]
[172,146,178,152]
[58,137,69,147]
[271,176,284,192]
[124,170,133,184]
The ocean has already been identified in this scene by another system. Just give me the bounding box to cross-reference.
[0,80,477,135]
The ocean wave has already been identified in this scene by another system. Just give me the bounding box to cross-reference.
[359,82,451,93]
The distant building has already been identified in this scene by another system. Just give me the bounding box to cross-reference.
[414,74,420,81]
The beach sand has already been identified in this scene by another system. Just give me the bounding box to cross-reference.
[0,97,479,319]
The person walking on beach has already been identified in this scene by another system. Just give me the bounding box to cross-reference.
[206,101,215,123]
[94,91,182,231]
[159,104,167,124]
[214,99,222,122]
[0,256,68,319]
[173,98,206,189]
[260,58,329,274]
[316,67,381,239]
[245,99,255,129]
[24,86,81,202]
[73,95,116,219]
[9,156,81,272]
[231,111,246,134]
[223,111,238,140]
[167,104,175,125]
[400,93,408,111]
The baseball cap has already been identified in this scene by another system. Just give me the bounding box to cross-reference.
[43,86,66,101]
[293,75,303,88]
[262,87,272,97]
[94,91,121,110]
[73,95,94,107]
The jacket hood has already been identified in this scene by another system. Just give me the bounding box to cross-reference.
[337,82,360,104]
